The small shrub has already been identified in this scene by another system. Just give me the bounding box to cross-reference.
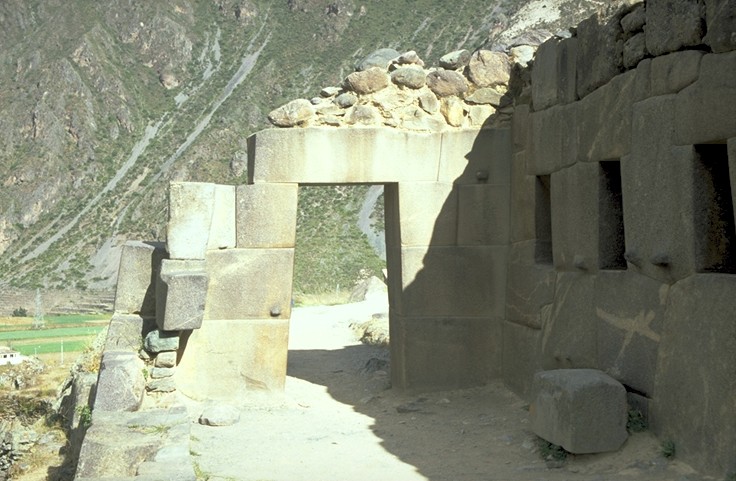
[537,437,568,463]
[661,439,676,459]
[76,405,92,428]
[12,307,28,317]
[627,409,648,433]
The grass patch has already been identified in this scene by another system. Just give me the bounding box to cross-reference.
[537,437,568,464]
[0,326,105,341]
[14,340,92,356]
[660,439,676,459]
[626,409,648,433]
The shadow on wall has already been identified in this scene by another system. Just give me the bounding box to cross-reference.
[386,113,511,392]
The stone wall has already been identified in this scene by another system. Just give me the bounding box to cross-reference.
[508,0,736,476]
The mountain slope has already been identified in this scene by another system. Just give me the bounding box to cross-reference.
[0,0,609,293]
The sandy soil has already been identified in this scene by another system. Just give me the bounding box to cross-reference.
[185,300,713,481]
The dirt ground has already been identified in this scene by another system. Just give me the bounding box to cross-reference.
[186,301,714,481]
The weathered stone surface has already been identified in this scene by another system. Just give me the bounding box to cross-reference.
[703,0,736,52]
[236,183,298,248]
[94,351,145,412]
[176,319,289,400]
[576,12,624,98]
[511,104,530,152]
[76,407,189,478]
[653,275,736,476]
[439,49,471,70]
[156,259,208,331]
[373,87,414,111]
[506,241,556,329]
[384,182,456,247]
[390,66,426,89]
[440,96,465,127]
[143,329,180,353]
[168,182,215,260]
[204,249,294,320]
[267,99,315,127]
[207,184,236,251]
[467,104,494,127]
[105,314,147,353]
[390,316,501,390]
[623,96,698,283]
[531,38,559,110]
[529,103,577,175]
[437,128,511,185]
[154,351,177,368]
[595,271,666,395]
[623,32,647,69]
[344,67,389,95]
[550,163,601,272]
[457,184,510,245]
[465,88,504,106]
[150,367,175,379]
[542,273,596,369]
[146,377,176,392]
[418,91,439,114]
[345,104,381,125]
[674,52,736,146]
[530,369,628,454]
[426,69,468,97]
[557,37,578,104]
[576,69,636,163]
[114,241,166,316]
[198,404,240,426]
[503,320,541,399]
[620,3,646,33]
[355,48,399,71]
[510,45,535,68]
[398,107,446,131]
[392,50,424,67]
[645,0,705,56]
[334,92,357,108]
[393,246,507,319]
[467,50,510,88]
[247,127,442,184]
[320,86,341,97]
[136,461,195,481]
[649,50,703,96]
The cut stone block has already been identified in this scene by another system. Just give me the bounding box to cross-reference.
[645,0,705,56]
[652,274,736,476]
[176,319,289,400]
[457,184,510,246]
[114,241,166,316]
[542,272,596,369]
[503,320,542,399]
[236,183,298,248]
[390,315,501,390]
[204,249,294,320]
[386,182,456,247]
[531,38,560,111]
[576,69,636,163]
[247,127,441,184]
[594,271,667,395]
[550,163,599,271]
[438,128,511,184]
[510,151,536,243]
[156,259,208,331]
[512,104,530,152]
[649,50,703,97]
[576,12,624,98]
[506,241,556,329]
[94,351,145,412]
[703,0,736,53]
[393,245,508,318]
[529,103,577,175]
[144,329,180,353]
[623,96,698,283]
[557,37,578,105]
[104,314,148,353]
[675,52,736,146]
[167,182,216,260]
[530,369,628,454]
[207,184,236,251]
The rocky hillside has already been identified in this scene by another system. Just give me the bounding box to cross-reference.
[0,0,612,294]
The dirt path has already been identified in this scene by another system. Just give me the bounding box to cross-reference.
[185,301,711,481]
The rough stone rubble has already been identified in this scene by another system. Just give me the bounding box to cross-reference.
[267,42,545,130]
